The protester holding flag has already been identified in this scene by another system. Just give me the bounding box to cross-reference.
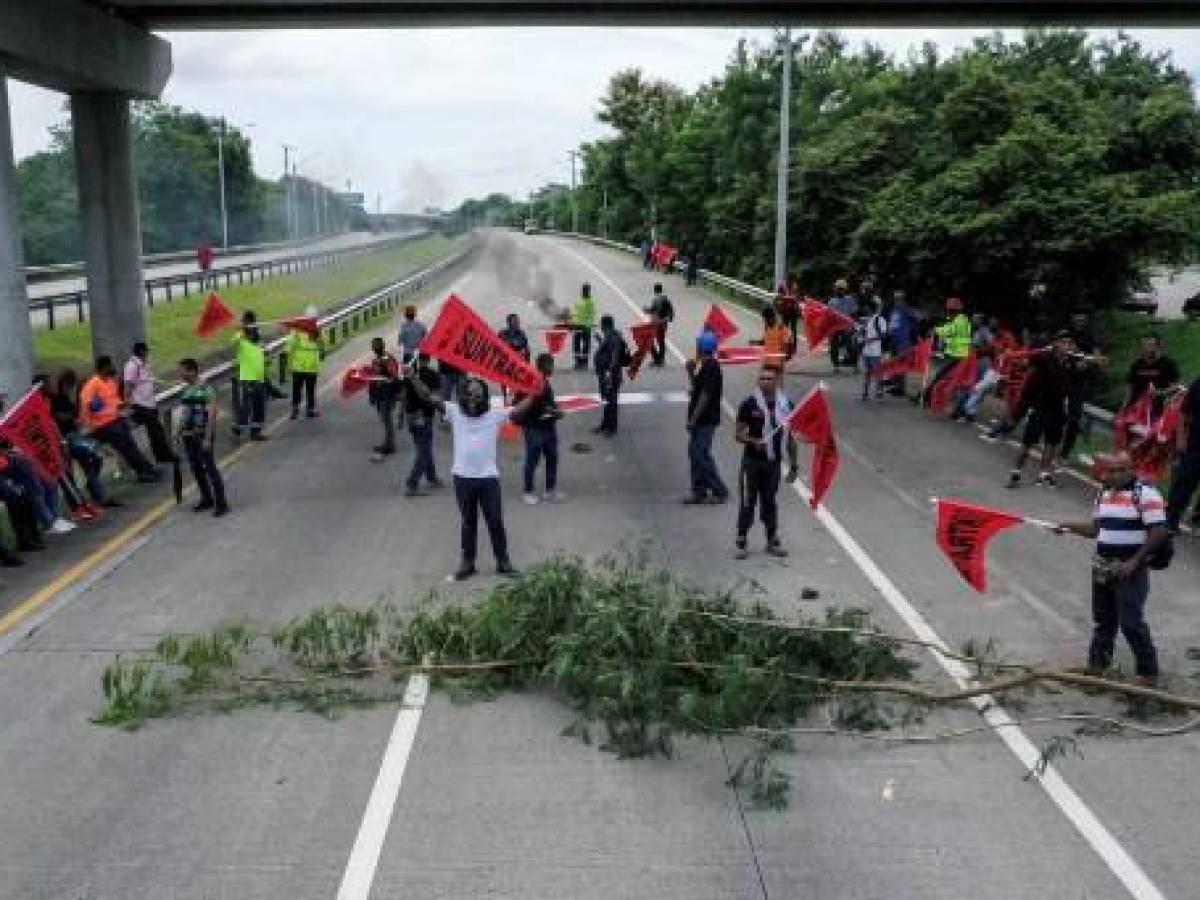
[757,307,792,369]
[1126,334,1180,418]
[682,332,729,505]
[647,283,675,367]
[498,313,531,403]
[922,297,972,406]
[734,366,799,559]
[1055,450,1167,684]
[196,241,215,290]
[176,358,228,517]
[592,315,629,437]
[518,353,564,506]
[405,374,542,581]
[80,357,160,483]
[1007,331,1073,489]
[365,337,401,459]
[775,277,801,351]
[402,352,443,496]
[572,284,597,370]
[397,304,427,365]
[231,313,267,441]
[828,279,860,372]
[885,291,917,396]
[858,299,890,402]
[1167,374,1200,533]
[1062,311,1105,460]
[286,321,325,420]
[122,342,179,466]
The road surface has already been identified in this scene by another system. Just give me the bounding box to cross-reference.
[0,230,1196,899]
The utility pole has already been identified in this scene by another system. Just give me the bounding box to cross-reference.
[216,118,229,249]
[774,27,793,290]
[602,188,609,238]
[567,150,580,234]
[282,143,295,239]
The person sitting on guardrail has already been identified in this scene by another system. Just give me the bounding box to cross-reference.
[123,342,179,466]
[51,370,113,512]
[0,450,44,565]
[231,312,267,442]
[80,356,161,483]
[177,358,228,518]
[286,324,325,420]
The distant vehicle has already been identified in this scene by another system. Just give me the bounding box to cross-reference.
[1120,291,1158,315]
[1183,292,1200,321]
[523,220,538,235]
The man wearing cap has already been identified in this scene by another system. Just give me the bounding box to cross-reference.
[828,279,859,372]
[922,297,972,406]
[683,332,729,505]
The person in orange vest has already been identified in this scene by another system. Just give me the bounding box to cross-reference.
[80,356,160,483]
[758,307,792,368]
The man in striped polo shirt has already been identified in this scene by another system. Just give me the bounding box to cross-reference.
[1056,450,1168,683]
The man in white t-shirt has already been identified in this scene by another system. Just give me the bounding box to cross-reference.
[408,373,544,580]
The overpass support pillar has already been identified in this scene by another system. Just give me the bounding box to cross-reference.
[71,91,146,363]
[0,76,33,405]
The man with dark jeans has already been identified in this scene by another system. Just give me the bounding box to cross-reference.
[1061,312,1105,460]
[367,338,401,459]
[231,312,267,441]
[1167,375,1200,532]
[177,358,228,516]
[592,315,627,437]
[734,367,799,559]
[1056,451,1166,683]
[647,284,674,367]
[519,354,563,505]
[407,374,541,580]
[123,342,178,464]
[403,352,443,495]
[80,356,159,482]
[682,333,728,504]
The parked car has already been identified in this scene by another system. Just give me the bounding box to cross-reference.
[523,219,538,235]
[1183,292,1200,321]
[1120,291,1158,315]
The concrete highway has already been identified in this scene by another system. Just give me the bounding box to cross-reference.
[0,230,1196,899]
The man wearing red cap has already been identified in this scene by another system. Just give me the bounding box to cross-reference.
[922,296,972,406]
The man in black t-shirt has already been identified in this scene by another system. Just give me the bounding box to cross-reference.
[519,353,564,505]
[647,284,675,367]
[1061,312,1106,459]
[734,366,799,559]
[1127,335,1181,408]
[402,352,443,495]
[1008,331,1073,489]
[592,315,627,437]
[682,333,728,504]
[1167,375,1200,532]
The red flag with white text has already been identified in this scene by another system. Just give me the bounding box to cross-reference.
[703,304,739,344]
[419,295,545,396]
[0,388,66,482]
[801,298,855,352]
[195,293,234,338]
[934,498,1024,592]
[785,384,839,509]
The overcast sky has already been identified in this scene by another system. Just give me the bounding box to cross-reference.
[5,27,1199,211]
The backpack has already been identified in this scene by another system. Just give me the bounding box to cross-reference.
[1133,483,1174,570]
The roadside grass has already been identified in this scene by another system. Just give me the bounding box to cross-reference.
[34,234,460,376]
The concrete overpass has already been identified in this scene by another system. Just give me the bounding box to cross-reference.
[1,0,1197,400]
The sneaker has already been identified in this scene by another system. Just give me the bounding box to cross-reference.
[428,478,445,489]
[193,500,215,513]
[306,410,320,419]
[454,563,477,581]
[705,494,729,505]
[1036,472,1059,490]
[681,494,709,505]
[48,518,77,534]
[404,486,427,497]
[101,499,124,509]
[1006,470,1021,489]
[543,490,566,503]
[370,453,385,464]
[522,492,539,506]
[231,427,243,439]
[1131,675,1159,688]
[73,507,96,523]
[496,559,518,576]
[373,445,396,455]
[213,504,230,518]
[289,409,299,420]
[765,540,789,558]
[249,433,268,443]
[734,542,749,561]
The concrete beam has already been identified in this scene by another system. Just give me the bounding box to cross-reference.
[0,0,170,99]
[0,77,34,405]
[72,92,147,364]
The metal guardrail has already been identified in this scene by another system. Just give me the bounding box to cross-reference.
[152,241,472,409]
[552,229,1119,437]
[30,231,429,330]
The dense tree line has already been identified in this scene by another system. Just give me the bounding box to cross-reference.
[16,102,354,266]
[478,30,1200,321]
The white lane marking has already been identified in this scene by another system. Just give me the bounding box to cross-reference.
[557,238,1166,900]
[336,674,430,900]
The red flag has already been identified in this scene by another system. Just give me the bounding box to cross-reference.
[934,498,1024,592]
[914,337,934,377]
[717,345,766,365]
[195,293,234,338]
[1130,389,1187,482]
[420,295,545,396]
[703,304,739,344]
[555,395,602,413]
[542,328,570,355]
[283,315,321,338]
[878,338,934,380]
[929,352,978,415]
[0,388,66,483]
[785,384,839,508]
[1114,385,1155,450]
[801,298,855,352]
[627,321,658,380]
[998,348,1037,418]
[340,364,375,399]
[500,419,522,442]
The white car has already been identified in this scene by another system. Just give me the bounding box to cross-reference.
[523,220,538,235]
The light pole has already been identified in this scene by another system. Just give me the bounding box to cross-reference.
[567,150,580,234]
[282,143,296,240]
[209,117,255,249]
[774,28,793,290]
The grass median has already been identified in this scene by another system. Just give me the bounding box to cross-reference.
[34,233,462,376]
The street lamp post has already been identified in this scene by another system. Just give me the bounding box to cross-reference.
[567,150,580,234]
[774,28,793,290]
[216,119,228,249]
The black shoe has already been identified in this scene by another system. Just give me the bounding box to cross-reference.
[734,540,749,560]
[681,494,708,505]
[374,445,396,455]
[1,551,23,567]
[454,563,477,581]
[213,504,230,518]
[765,540,789,558]
[193,500,215,513]
[496,559,518,576]
[102,499,124,509]
[289,409,299,420]
[137,470,162,484]
[250,433,268,442]
[591,426,606,435]
[428,478,444,489]
[306,410,319,419]
[706,494,729,505]
[231,427,243,439]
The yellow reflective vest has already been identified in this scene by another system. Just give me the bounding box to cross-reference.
[935,314,971,359]
[572,295,597,328]
[287,330,323,375]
